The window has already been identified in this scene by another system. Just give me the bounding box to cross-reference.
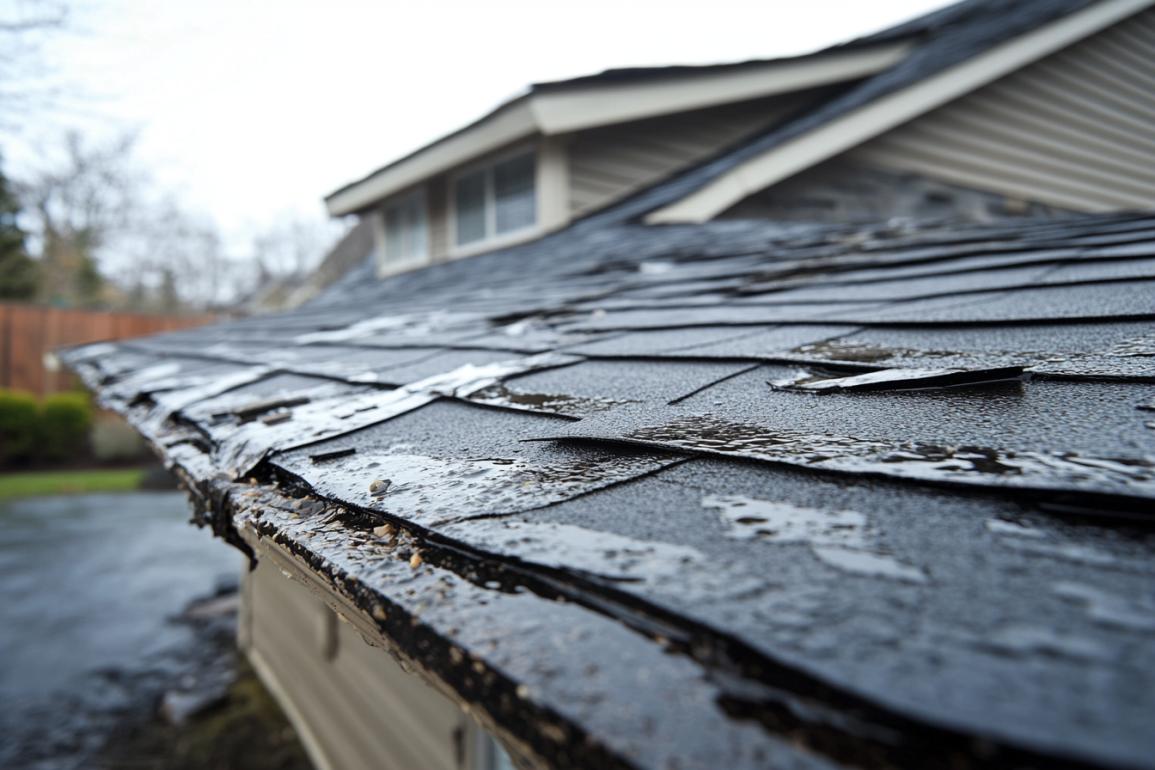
[383,190,427,264]
[454,151,536,248]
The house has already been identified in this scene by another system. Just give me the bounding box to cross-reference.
[64,1,1155,769]
[325,0,1154,279]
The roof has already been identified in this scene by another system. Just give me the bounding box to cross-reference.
[64,207,1155,769]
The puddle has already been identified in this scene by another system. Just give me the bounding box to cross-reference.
[441,519,701,581]
[1052,582,1155,631]
[701,495,925,583]
[467,382,636,418]
[768,365,1027,393]
[623,415,1155,499]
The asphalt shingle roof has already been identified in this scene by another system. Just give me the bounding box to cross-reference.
[66,207,1155,770]
[61,3,1155,767]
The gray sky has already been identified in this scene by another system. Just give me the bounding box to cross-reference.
[7,0,956,245]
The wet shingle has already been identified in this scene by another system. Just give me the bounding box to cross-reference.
[63,206,1155,770]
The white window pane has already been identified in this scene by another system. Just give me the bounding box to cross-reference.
[455,171,487,245]
[494,153,535,234]
[384,194,426,263]
[406,196,427,258]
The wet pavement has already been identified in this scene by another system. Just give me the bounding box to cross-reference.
[0,492,240,770]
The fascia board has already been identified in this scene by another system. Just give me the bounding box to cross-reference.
[528,43,914,135]
[646,0,1155,225]
[326,100,537,216]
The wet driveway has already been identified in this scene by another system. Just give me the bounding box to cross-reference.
[0,491,240,769]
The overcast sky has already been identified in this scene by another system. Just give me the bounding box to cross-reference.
[6,0,956,245]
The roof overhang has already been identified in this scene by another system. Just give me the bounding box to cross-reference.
[645,0,1155,225]
[324,43,914,217]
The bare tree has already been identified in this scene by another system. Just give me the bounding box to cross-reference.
[16,130,141,307]
[14,127,347,313]
[115,197,245,313]
[240,213,348,313]
[251,214,339,281]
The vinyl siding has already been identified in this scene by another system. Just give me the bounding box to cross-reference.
[845,6,1155,212]
[567,89,833,218]
[245,558,466,770]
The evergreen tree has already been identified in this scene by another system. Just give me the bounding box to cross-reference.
[0,162,39,300]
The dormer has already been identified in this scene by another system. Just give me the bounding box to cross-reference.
[324,42,914,276]
[328,0,1155,282]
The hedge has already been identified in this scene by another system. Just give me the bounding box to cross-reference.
[0,390,39,462]
[0,389,94,464]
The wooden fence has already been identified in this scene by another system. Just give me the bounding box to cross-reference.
[0,303,218,397]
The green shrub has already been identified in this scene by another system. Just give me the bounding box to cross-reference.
[40,392,93,462]
[0,389,40,463]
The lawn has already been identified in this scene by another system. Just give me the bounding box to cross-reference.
[0,469,147,499]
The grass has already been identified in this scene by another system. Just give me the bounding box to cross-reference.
[0,468,147,499]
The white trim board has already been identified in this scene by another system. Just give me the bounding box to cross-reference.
[324,44,911,217]
[527,44,912,135]
[645,0,1155,224]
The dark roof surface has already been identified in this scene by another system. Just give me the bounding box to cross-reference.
[66,208,1155,770]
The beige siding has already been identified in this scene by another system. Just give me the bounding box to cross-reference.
[846,7,1155,212]
[567,90,831,217]
[245,557,468,770]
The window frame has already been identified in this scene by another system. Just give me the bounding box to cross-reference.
[449,145,539,258]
